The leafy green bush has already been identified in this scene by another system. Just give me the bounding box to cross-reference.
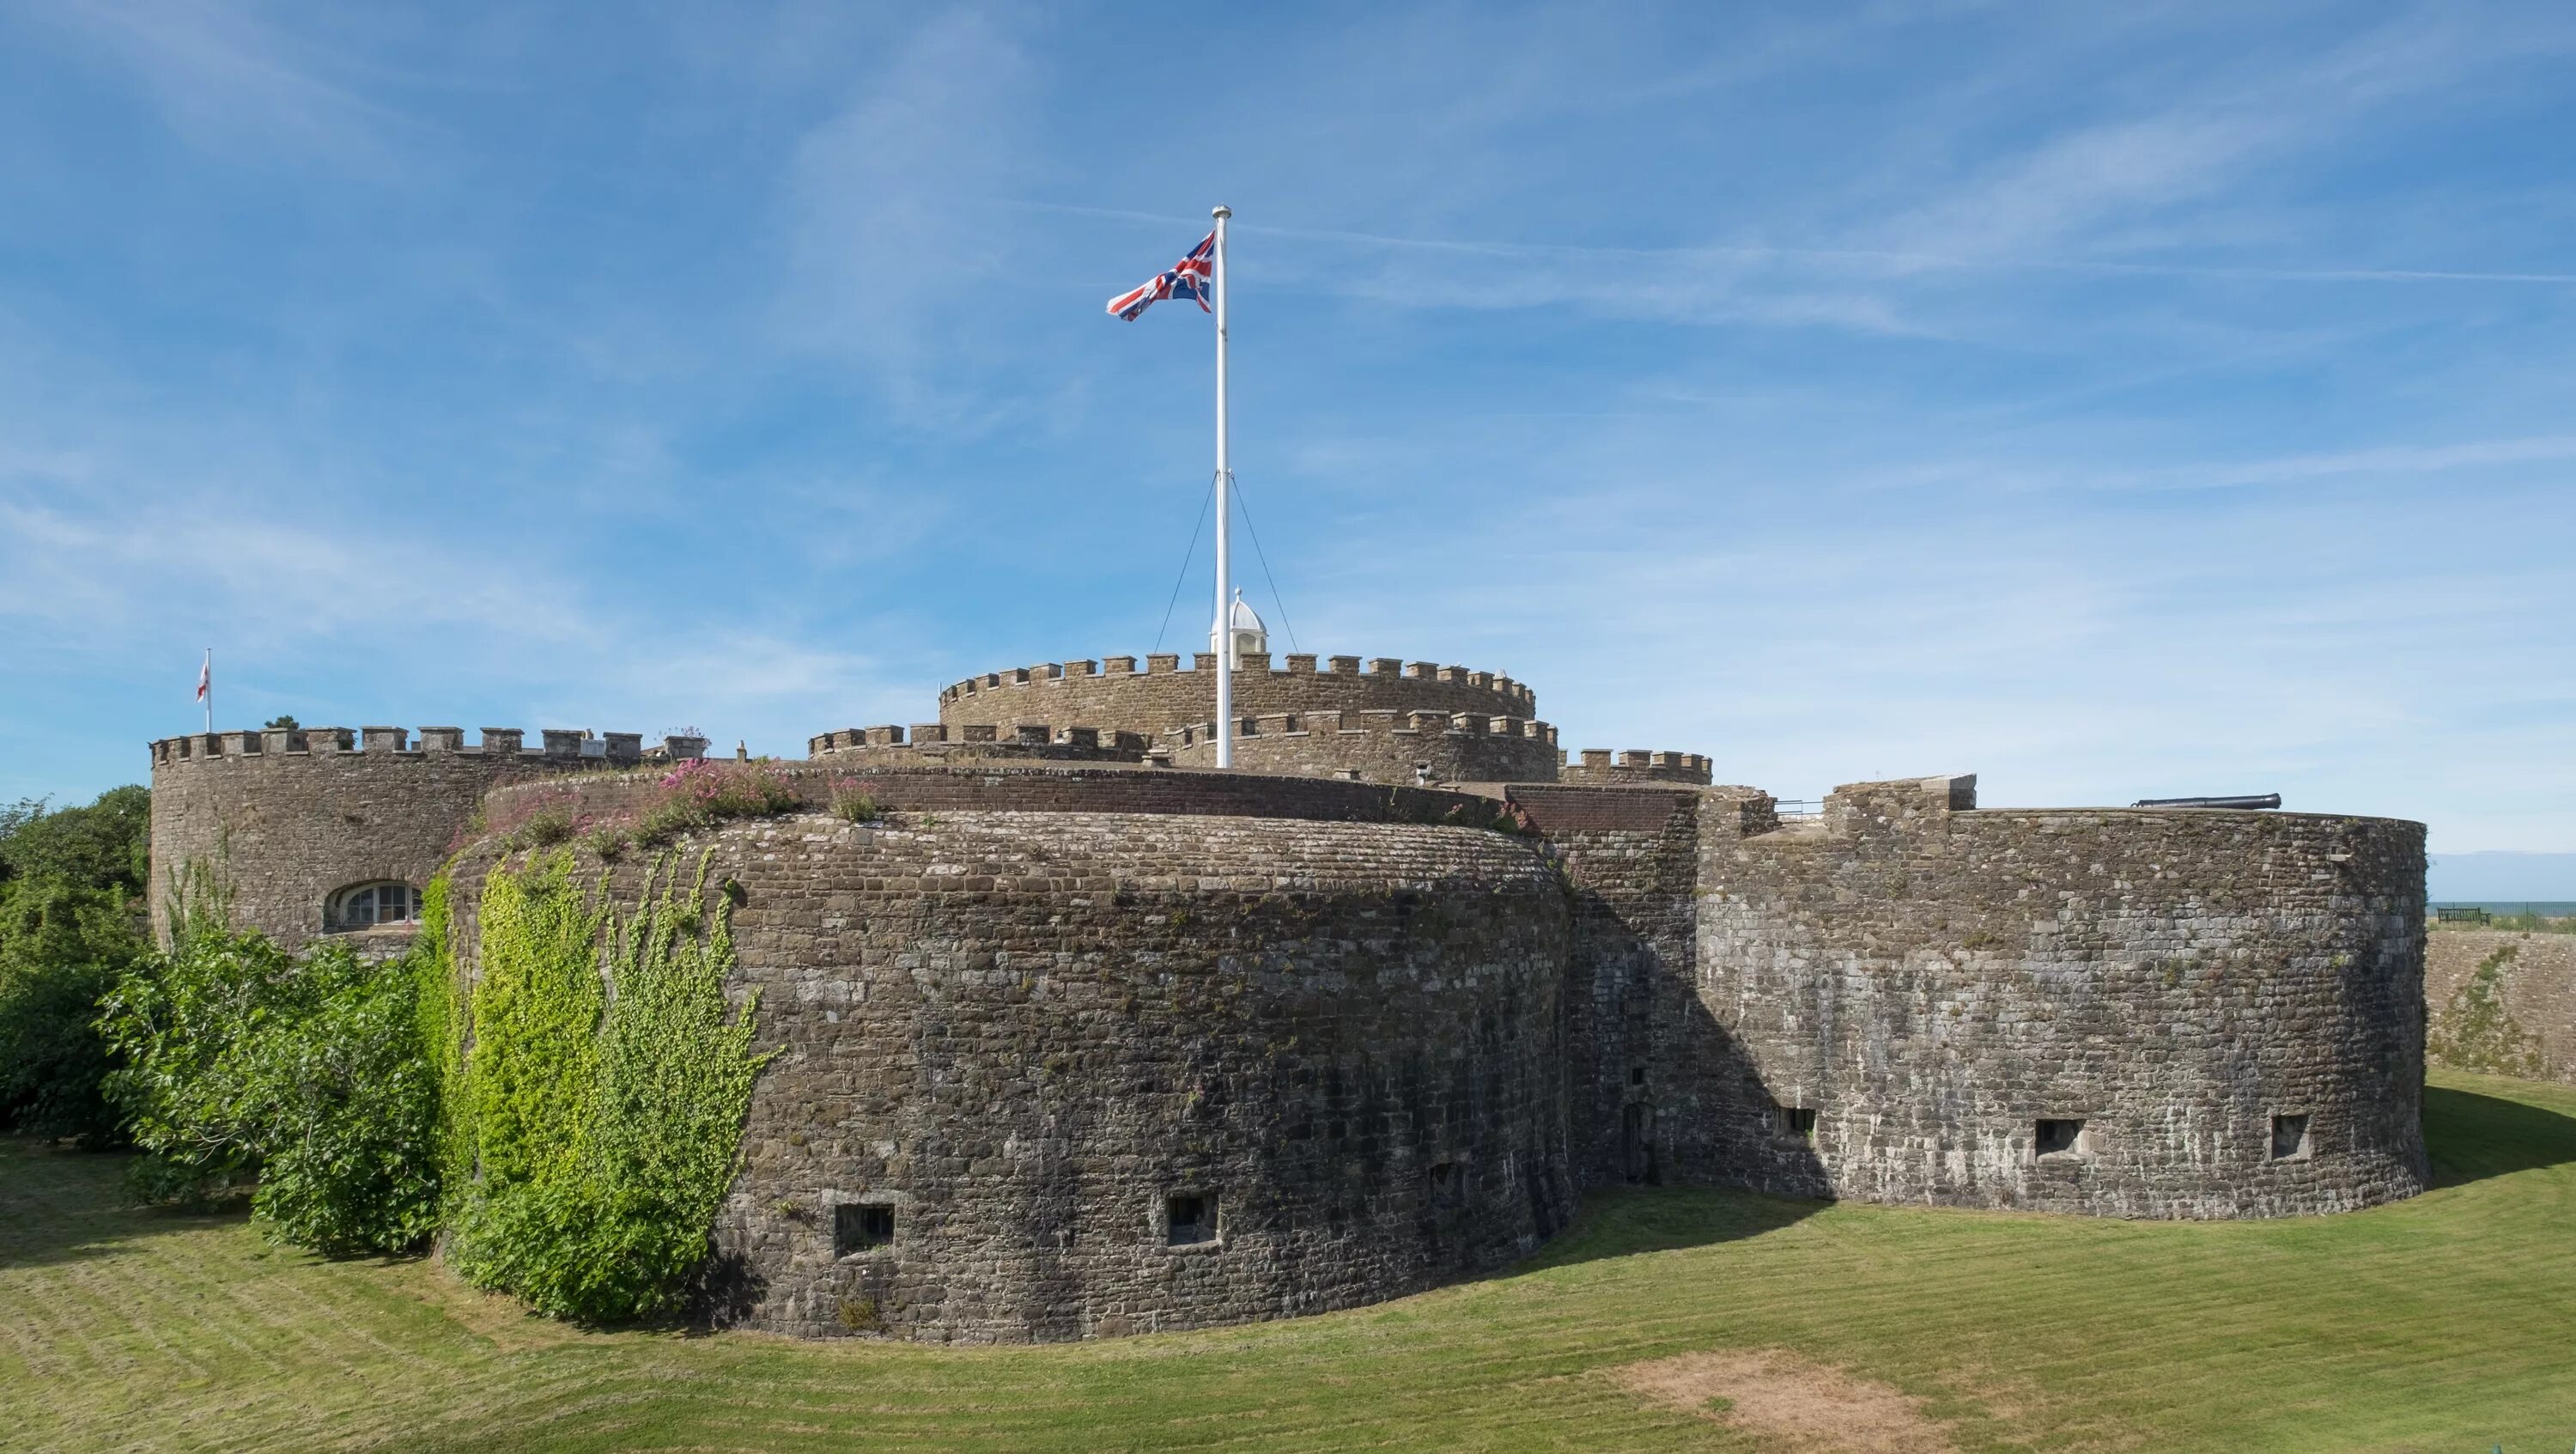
[98,904,440,1254]
[513,806,577,849]
[829,776,883,824]
[442,849,771,1323]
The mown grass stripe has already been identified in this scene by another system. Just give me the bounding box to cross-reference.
[5,1068,2573,1452]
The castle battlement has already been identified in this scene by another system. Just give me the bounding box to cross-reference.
[807,723,1153,759]
[939,653,1536,714]
[1557,746,1715,787]
[1157,708,1562,786]
[1162,709,1558,748]
[147,726,702,767]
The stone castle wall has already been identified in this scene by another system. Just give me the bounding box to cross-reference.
[479,758,1520,836]
[2427,930,2576,1083]
[144,648,2440,1342]
[939,654,1535,739]
[1500,785,1772,1192]
[1692,776,2429,1218]
[1162,710,1561,785]
[146,727,659,951]
[440,778,1575,1344]
[809,723,1151,765]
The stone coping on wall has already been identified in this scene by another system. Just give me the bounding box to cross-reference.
[940,654,1538,715]
[475,758,1526,838]
[1701,774,2423,837]
[148,726,704,766]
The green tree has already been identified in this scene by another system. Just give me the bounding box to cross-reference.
[0,785,149,895]
[0,785,152,1141]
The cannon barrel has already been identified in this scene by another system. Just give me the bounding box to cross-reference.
[2131,793,2282,810]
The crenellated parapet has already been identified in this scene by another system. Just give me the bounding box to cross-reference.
[1161,709,1560,786]
[145,724,696,952]
[937,653,1537,740]
[807,722,1152,764]
[146,725,707,767]
[1557,748,1714,787]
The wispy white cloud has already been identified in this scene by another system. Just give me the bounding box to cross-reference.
[776,9,1042,413]
[1873,9,2576,265]
[1,1,2569,859]
[35,0,412,173]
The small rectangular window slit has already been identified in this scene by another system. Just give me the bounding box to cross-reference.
[835,1203,893,1256]
[1166,1193,1215,1246]
[1772,1104,1817,1140]
[2034,1118,2084,1158]
[2270,1113,2309,1161]
[1429,1160,1461,1208]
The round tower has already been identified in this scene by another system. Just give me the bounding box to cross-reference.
[936,652,1547,785]
[145,725,683,951]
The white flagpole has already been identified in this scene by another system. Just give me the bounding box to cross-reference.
[203,648,213,733]
[1211,204,1234,769]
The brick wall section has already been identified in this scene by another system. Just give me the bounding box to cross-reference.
[145,727,641,951]
[939,654,1535,739]
[1695,776,2428,1218]
[1163,711,1561,785]
[440,805,1575,1344]
[2426,930,2576,1083]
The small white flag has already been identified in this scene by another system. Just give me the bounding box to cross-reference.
[195,654,210,703]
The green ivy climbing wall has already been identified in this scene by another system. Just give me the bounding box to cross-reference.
[430,849,771,1323]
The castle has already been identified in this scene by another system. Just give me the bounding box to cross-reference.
[147,610,2430,1343]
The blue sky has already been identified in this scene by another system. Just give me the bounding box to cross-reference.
[3,3,2572,883]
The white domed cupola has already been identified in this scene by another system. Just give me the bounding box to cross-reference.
[1214,588,1267,661]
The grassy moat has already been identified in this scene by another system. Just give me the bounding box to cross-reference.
[5,1068,2572,1453]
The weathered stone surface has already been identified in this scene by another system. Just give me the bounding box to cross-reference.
[2427,930,2576,1082]
[146,727,639,951]
[1163,710,1559,786]
[1684,776,2427,1218]
[443,803,1572,1344]
[939,654,1535,739]
[143,655,2437,1343]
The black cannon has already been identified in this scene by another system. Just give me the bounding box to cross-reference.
[2132,794,2282,810]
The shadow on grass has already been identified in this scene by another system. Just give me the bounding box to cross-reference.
[0,1137,249,1271]
[2424,1084,2576,1189]
[1511,1185,1824,1275]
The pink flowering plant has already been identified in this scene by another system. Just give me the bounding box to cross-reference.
[631,758,805,845]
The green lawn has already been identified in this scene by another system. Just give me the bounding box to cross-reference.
[6,1068,2574,1453]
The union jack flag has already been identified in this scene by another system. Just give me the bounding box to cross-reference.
[1106,230,1215,321]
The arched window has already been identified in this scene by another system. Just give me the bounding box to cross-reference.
[325,881,422,932]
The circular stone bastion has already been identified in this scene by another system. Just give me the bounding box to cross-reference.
[445,764,1577,1343]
